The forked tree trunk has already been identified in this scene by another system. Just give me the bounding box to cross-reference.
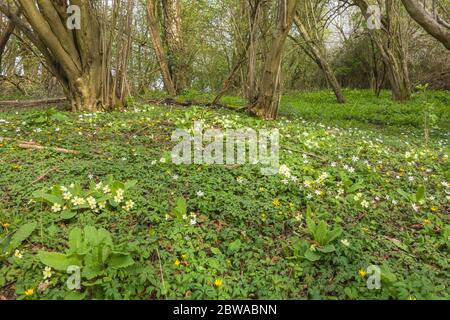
[162,0,189,93]
[293,14,345,104]
[248,0,297,119]
[146,0,176,96]
[355,0,411,102]
[0,0,123,111]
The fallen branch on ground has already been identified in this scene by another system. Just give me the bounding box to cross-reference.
[145,98,246,112]
[0,97,67,108]
[1,137,78,154]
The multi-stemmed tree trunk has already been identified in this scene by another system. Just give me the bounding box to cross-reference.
[355,0,412,101]
[161,0,189,93]
[146,0,176,96]
[293,13,345,104]
[145,0,189,95]
[0,0,124,111]
[248,0,298,119]
[401,0,450,50]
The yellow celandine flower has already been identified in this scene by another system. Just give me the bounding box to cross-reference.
[24,288,34,297]
[423,219,432,225]
[358,270,367,278]
[288,202,295,209]
[174,259,181,267]
[214,279,223,287]
[1,222,10,229]
[430,207,437,212]
[272,199,281,207]
[259,187,266,192]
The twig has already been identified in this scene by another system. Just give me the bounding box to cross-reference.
[32,166,59,184]
[282,145,327,160]
[1,137,78,154]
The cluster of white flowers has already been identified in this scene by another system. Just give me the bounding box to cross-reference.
[86,196,97,210]
[51,203,62,213]
[122,199,135,212]
[278,165,291,178]
[114,188,125,203]
[71,197,86,206]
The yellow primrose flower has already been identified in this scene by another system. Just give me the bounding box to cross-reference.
[272,199,281,207]
[214,278,223,287]
[42,266,53,280]
[358,270,367,278]
[14,249,23,259]
[24,288,34,297]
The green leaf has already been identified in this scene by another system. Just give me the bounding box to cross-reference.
[315,220,328,245]
[415,185,426,203]
[172,196,187,219]
[68,227,83,253]
[228,239,242,253]
[32,191,63,205]
[61,210,77,220]
[210,247,221,255]
[306,217,316,235]
[124,180,137,190]
[304,249,321,262]
[108,254,134,269]
[326,228,342,244]
[9,222,37,251]
[317,244,336,253]
[37,251,81,271]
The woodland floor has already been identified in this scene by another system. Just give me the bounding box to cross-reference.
[0,89,449,300]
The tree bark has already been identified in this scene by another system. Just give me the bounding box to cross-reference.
[0,10,18,71]
[293,14,345,104]
[354,0,412,101]
[145,0,176,96]
[248,0,298,119]
[401,0,450,50]
[0,0,123,111]
[161,0,189,93]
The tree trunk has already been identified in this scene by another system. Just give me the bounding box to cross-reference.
[0,1,126,111]
[354,0,411,101]
[401,0,450,50]
[0,12,16,70]
[145,0,176,96]
[162,0,189,93]
[293,14,345,104]
[248,0,297,119]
